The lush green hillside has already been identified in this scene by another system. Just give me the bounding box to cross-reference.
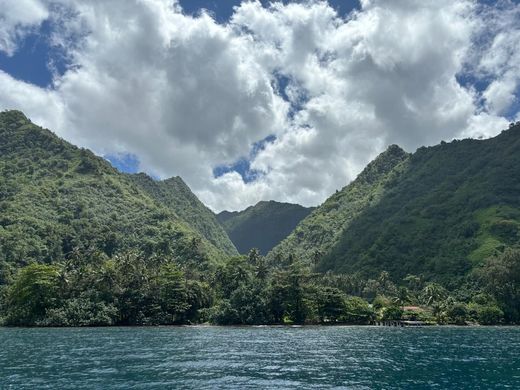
[0,110,232,273]
[217,201,314,255]
[268,145,410,264]
[129,173,237,256]
[319,124,520,286]
[1,110,518,326]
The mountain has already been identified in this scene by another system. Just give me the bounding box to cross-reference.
[1,109,519,327]
[270,123,520,287]
[217,200,314,255]
[0,110,236,269]
[129,173,237,256]
[320,124,520,286]
[268,144,410,264]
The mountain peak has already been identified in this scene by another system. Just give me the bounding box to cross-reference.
[0,109,29,124]
[356,144,409,185]
[217,201,314,255]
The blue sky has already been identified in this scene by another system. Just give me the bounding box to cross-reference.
[180,0,360,21]
[0,0,519,210]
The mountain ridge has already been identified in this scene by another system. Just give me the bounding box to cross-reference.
[319,123,520,285]
[267,143,411,264]
[0,110,235,268]
[217,200,314,255]
[128,173,237,256]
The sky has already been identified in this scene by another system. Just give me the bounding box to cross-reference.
[0,0,519,212]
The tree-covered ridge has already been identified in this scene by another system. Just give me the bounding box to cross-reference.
[0,110,230,273]
[217,200,314,255]
[1,110,519,326]
[320,123,520,286]
[129,173,237,256]
[268,144,410,264]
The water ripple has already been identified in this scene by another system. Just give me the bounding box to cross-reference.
[0,326,519,389]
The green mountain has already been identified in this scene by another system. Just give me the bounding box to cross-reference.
[129,173,237,256]
[320,124,520,286]
[1,110,519,326]
[270,123,520,287]
[217,200,314,255]
[268,144,410,264]
[0,110,235,270]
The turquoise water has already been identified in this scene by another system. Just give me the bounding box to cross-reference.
[0,326,519,389]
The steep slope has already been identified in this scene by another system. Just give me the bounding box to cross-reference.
[268,145,410,263]
[0,110,230,267]
[320,123,520,286]
[129,173,237,256]
[217,201,314,255]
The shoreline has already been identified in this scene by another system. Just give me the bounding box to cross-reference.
[1,323,518,329]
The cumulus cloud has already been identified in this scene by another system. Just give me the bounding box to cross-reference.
[476,1,520,116]
[0,0,519,211]
[0,0,49,54]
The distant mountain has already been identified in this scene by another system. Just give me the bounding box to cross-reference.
[270,124,520,287]
[129,173,237,256]
[217,201,314,255]
[0,110,236,268]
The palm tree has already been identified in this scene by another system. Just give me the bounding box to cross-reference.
[420,283,448,306]
[392,286,410,308]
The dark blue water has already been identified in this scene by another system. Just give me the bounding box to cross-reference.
[1,326,519,389]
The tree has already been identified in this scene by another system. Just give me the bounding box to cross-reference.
[248,248,261,265]
[254,257,269,281]
[479,249,520,323]
[343,296,375,324]
[392,286,411,308]
[156,263,189,322]
[403,274,423,293]
[316,287,346,323]
[382,305,403,321]
[420,283,448,306]
[476,305,504,325]
[5,263,61,325]
[215,257,252,299]
[446,303,468,325]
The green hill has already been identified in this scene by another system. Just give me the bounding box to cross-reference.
[0,110,234,271]
[268,144,410,264]
[268,122,520,287]
[129,173,237,256]
[217,201,314,255]
[1,110,519,326]
[320,124,520,286]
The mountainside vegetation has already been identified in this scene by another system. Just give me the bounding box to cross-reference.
[319,123,520,287]
[268,145,410,264]
[217,201,313,255]
[267,124,520,290]
[0,110,234,274]
[0,110,518,326]
[129,173,237,256]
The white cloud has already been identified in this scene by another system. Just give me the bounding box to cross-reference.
[0,0,519,211]
[476,2,520,116]
[0,70,64,129]
[0,0,49,55]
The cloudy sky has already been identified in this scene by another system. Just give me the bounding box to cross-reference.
[1,0,519,211]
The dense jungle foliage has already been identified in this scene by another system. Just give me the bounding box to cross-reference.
[269,123,520,289]
[0,247,518,325]
[320,123,520,287]
[268,145,410,264]
[217,201,313,255]
[0,110,519,326]
[0,110,235,274]
[130,173,237,256]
